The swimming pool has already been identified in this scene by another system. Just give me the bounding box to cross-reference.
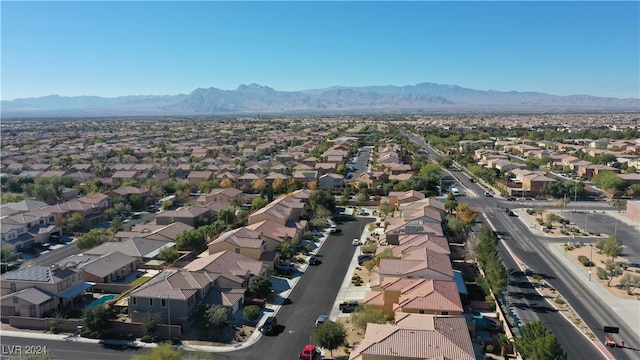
[87,294,116,309]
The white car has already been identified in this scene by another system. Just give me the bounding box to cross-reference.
[352,238,361,246]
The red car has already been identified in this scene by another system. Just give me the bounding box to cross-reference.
[299,344,321,360]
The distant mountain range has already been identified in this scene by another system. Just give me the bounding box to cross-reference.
[2,82,639,117]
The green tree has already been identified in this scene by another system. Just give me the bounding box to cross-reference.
[248,276,273,299]
[602,235,624,259]
[446,215,467,238]
[277,242,293,260]
[218,207,235,226]
[351,306,388,331]
[1,193,23,204]
[127,193,143,210]
[110,217,124,233]
[198,179,219,194]
[378,202,395,217]
[76,228,113,250]
[142,312,161,336]
[243,305,261,322]
[175,229,206,250]
[81,304,116,336]
[439,157,453,168]
[251,196,268,210]
[205,305,230,328]
[340,188,351,205]
[312,320,347,357]
[612,199,627,212]
[10,353,52,360]
[455,203,478,225]
[157,247,180,263]
[1,246,20,263]
[619,273,640,295]
[514,321,566,360]
[604,259,624,287]
[592,171,626,192]
[314,205,331,219]
[308,190,336,212]
[62,213,85,233]
[356,191,369,203]
[445,192,458,213]
[132,343,210,360]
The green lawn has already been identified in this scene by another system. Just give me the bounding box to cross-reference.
[130,276,152,286]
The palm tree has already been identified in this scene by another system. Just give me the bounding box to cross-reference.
[496,333,512,358]
[277,242,293,261]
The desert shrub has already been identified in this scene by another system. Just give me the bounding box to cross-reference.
[597,267,608,280]
[141,335,153,343]
[578,255,591,266]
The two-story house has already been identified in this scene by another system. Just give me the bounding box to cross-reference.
[1,266,90,317]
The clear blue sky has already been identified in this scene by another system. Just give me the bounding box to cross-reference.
[2,1,639,100]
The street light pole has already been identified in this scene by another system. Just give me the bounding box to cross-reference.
[589,244,593,281]
[585,208,589,234]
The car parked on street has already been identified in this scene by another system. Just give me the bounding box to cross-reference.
[352,238,361,246]
[315,314,329,327]
[299,344,321,360]
[308,255,321,265]
[259,316,277,335]
[358,254,373,265]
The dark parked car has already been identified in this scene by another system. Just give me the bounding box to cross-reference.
[339,301,360,313]
[259,316,277,335]
[308,255,321,265]
[357,254,373,265]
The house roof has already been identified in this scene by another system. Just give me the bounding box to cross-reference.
[120,221,194,241]
[1,266,80,284]
[85,238,175,259]
[130,269,219,300]
[375,234,450,257]
[209,227,264,249]
[0,287,54,305]
[183,250,263,284]
[350,315,474,360]
[392,278,463,313]
[157,205,210,219]
[0,199,48,213]
[78,251,136,278]
[109,186,148,196]
[245,220,296,243]
[202,287,245,307]
[378,248,453,279]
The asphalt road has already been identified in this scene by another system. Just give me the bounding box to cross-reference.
[226,217,372,360]
[0,336,143,360]
[483,207,639,360]
[32,242,80,267]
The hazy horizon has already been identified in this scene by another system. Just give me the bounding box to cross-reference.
[2,1,639,101]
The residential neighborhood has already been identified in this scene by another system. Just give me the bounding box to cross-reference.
[1,114,640,360]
